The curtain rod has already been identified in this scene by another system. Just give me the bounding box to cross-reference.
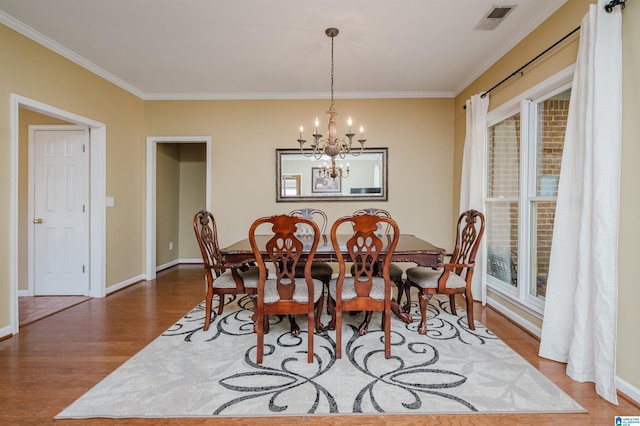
[463,0,627,109]
[478,26,581,99]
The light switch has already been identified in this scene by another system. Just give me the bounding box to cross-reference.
[105,196,115,207]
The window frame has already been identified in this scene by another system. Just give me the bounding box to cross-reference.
[484,66,574,317]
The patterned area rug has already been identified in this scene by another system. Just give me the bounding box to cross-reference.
[56,295,584,418]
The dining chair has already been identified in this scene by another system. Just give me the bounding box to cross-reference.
[403,209,485,334]
[193,210,259,331]
[352,208,406,304]
[249,214,324,364]
[328,213,400,359]
[289,208,334,287]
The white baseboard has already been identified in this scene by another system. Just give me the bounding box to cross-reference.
[105,274,146,295]
[616,373,640,405]
[156,259,179,272]
[0,324,14,340]
[179,258,201,264]
[17,290,32,297]
[486,294,542,337]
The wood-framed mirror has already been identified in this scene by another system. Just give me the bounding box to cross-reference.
[276,148,388,202]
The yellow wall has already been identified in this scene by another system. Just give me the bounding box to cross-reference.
[156,143,181,267]
[1,23,145,328]
[143,98,455,249]
[178,144,206,260]
[618,0,640,394]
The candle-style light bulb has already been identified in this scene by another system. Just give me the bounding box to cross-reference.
[359,125,364,139]
[315,118,319,133]
[299,126,303,139]
[348,116,352,133]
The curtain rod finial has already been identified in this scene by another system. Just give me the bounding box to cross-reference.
[605,0,625,13]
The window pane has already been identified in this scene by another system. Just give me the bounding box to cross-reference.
[531,201,557,299]
[536,90,570,197]
[488,113,520,198]
[486,201,518,287]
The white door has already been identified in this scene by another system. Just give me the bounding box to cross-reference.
[31,127,89,295]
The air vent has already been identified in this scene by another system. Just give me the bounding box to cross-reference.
[474,5,516,31]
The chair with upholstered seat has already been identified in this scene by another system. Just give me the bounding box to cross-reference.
[327,213,400,359]
[403,210,485,335]
[249,214,324,364]
[352,208,406,304]
[193,210,259,331]
[289,208,334,287]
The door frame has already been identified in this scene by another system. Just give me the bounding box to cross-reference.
[145,136,211,280]
[28,125,90,296]
[9,94,107,334]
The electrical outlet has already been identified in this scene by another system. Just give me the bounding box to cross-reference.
[169,242,174,250]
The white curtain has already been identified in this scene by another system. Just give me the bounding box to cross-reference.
[460,94,489,304]
[539,0,622,405]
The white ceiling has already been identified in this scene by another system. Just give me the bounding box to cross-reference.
[0,0,567,100]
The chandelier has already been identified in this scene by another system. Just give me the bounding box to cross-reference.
[297,28,366,180]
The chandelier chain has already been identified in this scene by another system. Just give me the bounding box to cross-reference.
[330,34,335,111]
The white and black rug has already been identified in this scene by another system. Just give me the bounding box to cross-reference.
[56,294,584,418]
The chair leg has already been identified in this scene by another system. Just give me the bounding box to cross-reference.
[384,302,391,359]
[217,294,225,315]
[307,310,314,363]
[449,294,457,315]
[204,275,213,331]
[289,315,300,337]
[358,311,372,336]
[402,283,413,313]
[395,280,406,309]
[314,295,325,332]
[327,297,337,330]
[256,309,264,364]
[335,302,342,359]
[417,291,431,335]
[464,289,475,330]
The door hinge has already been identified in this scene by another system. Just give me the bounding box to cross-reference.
[82,144,86,153]
[82,265,86,273]
[83,204,86,213]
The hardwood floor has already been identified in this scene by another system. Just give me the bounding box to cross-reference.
[19,295,92,326]
[1,264,638,425]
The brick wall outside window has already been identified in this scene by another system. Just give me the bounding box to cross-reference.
[486,99,568,298]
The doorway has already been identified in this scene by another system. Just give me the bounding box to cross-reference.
[9,94,106,334]
[145,136,211,280]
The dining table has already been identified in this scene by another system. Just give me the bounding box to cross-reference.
[220,234,446,330]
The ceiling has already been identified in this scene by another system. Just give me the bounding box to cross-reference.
[0,0,567,100]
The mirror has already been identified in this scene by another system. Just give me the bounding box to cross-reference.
[276,148,388,202]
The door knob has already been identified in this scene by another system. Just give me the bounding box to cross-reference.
[33,218,43,224]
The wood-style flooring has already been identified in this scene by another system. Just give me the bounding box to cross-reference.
[19,295,92,326]
[1,264,638,425]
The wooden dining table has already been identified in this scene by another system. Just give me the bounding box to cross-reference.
[220,234,446,329]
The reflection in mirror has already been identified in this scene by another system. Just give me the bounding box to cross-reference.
[276,148,387,202]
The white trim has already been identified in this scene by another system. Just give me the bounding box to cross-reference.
[143,91,455,101]
[17,290,32,297]
[487,65,575,126]
[156,259,180,272]
[9,94,107,335]
[0,325,13,341]
[486,294,542,337]
[146,136,212,280]
[0,12,145,99]
[616,376,640,405]
[104,275,146,295]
